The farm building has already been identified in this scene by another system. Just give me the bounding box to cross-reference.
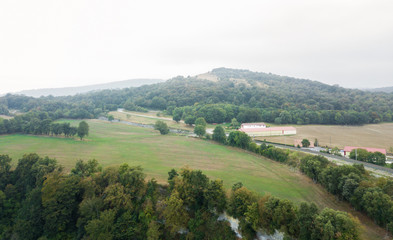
[239,123,296,137]
[343,146,387,157]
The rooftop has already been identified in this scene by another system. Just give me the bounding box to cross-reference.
[343,146,386,155]
[240,126,296,132]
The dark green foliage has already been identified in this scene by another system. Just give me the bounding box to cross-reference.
[154,120,169,135]
[298,202,318,240]
[297,150,393,234]
[301,139,310,147]
[167,168,178,192]
[349,149,386,165]
[184,115,196,125]
[261,147,289,163]
[311,208,360,240]
[195,117,207,127]
[172,108,183,122]
[230,118,240,129]
[227,131,251,149]
[0,153,363,240]
[71,159,102,177]
[77,121,89,140]
[194,125,206,137]
[299,155,329,182]
[123,100,148,112]
[0,155,12,190]
[212,126,226,144]
[231,182,243,192]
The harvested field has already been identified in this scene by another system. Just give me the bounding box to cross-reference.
[257,123,393,152]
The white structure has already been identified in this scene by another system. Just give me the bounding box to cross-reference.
[239,123,296,137]
[240,122,266,129]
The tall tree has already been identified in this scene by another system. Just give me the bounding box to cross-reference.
[212,126,226,144]
[77,121,89,140]
[154,120,169,135]
[194,125,206,138]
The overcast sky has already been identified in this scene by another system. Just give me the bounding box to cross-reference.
[1,0,393,94]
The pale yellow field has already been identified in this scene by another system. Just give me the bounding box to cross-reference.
[255,123,393,153]
[109,110,194,131]
[0,115,13,119]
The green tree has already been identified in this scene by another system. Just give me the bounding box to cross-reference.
[195,117,207,127]
[147,221,161,240]
[0,154,12,189]
[301,139,310,147]
[85,209,116,240]
[77,121,89,140]
[228,187,257,219]
[154,120,169,135]
[184,115,196,126]
[163,190,189,235]
[172,108,183,123]
[227,131,251,149]
[298,202,318,240]
[71,159,102,177]
[212,126,226,144]
[194,125,206,138]
[231,118,240,129]
[41,173,82,238]
[108,115,114,121]
[311,208,360,240]
[349,148,369,162]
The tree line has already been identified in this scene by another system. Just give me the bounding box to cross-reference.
[208,129,393,235]
[0,112,89,139]
[0,153,361,240]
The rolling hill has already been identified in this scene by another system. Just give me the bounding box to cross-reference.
[368,86,393,93]
[14,78,164,97]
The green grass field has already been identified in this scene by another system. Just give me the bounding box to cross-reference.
[0,119,387,239]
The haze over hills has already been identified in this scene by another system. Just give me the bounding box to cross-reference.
[367,86,393,93]
[13,78,164,97]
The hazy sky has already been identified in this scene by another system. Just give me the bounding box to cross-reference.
[1,0,393,94]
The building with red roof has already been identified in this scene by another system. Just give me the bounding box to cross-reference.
[343,146,386,157]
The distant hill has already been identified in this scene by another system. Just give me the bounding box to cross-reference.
[367,86,393,93]
[15,78,164,97]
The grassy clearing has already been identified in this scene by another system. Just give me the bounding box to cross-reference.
[0,115,13,119]
[109,110,194,131]
[0,120,387,239]
[256,123,393,152]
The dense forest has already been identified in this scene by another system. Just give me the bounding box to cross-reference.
[0,153,361,240]
[1,68,393,126]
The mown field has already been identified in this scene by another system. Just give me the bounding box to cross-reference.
[109,110,194,131]
[257,123,393,152]
[0,119,388,239]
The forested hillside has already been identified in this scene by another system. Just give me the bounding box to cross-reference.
[1,68,393,127]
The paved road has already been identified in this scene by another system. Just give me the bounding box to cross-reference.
[254,140,393,177]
